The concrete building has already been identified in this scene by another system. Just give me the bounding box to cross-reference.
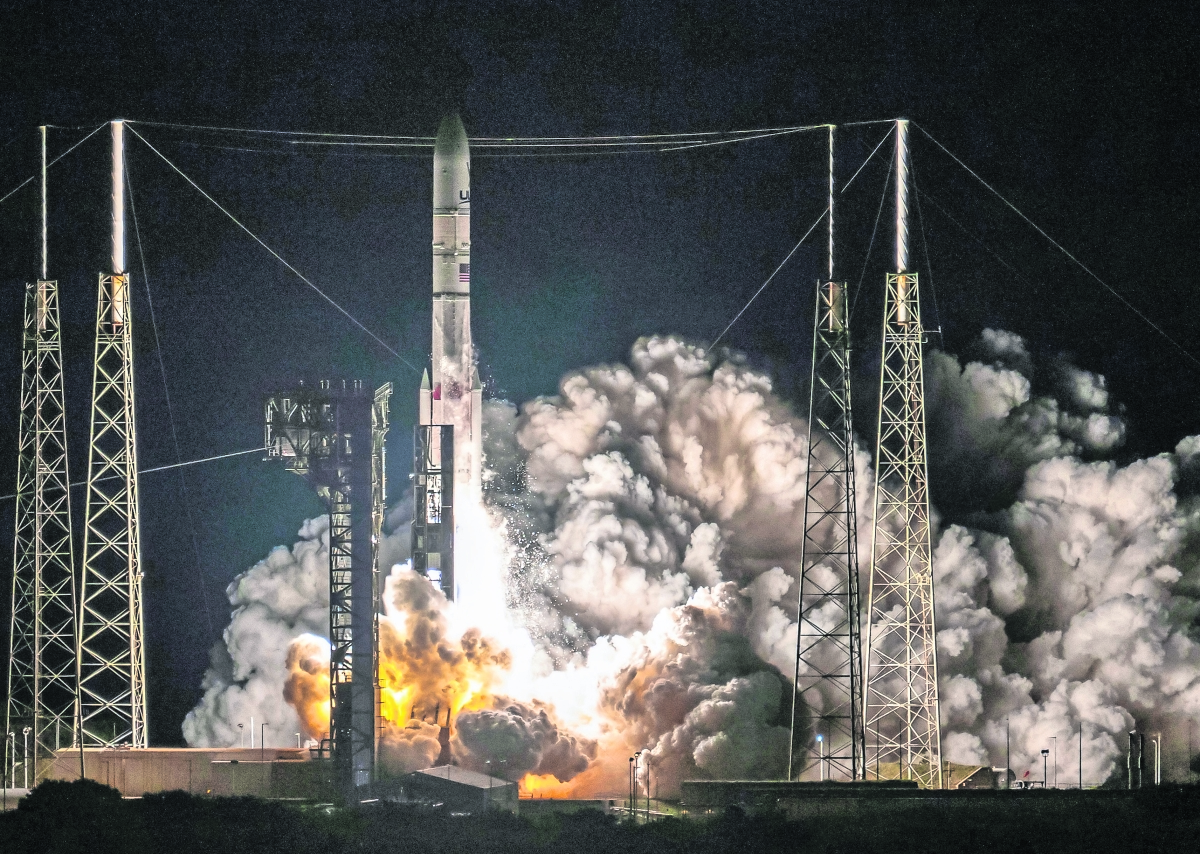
[398,766,518,814]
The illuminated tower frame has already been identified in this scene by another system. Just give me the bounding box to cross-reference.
[265,380,391,793]
[79,120,148,747]
[863,119,941,788]
[6,127,81,781]
[789,125,865,781]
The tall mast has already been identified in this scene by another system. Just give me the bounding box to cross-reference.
[6,125,80,785]
[789,123,865,781]
[79,120,148,748]
[863,118,941,788]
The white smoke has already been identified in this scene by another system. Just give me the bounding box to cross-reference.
[182,516,332,747]
[186,330,1200,791]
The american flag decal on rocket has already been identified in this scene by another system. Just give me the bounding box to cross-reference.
[459,263,470,283]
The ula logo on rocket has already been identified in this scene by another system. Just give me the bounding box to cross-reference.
[460,190,470,202]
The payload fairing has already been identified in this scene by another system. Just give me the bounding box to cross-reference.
[412,115,482,601]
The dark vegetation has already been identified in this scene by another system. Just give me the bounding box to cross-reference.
[4,779,1200,853]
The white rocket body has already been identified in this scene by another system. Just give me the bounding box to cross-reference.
[420,114,482,507]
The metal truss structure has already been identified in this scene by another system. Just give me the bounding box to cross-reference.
[6,278,80,782]
[790,277,864,782]
[370,384,391,761]
[265,380,389,793]
[79,270,147,748]
[863,119,941,788]
[79,122,147,748]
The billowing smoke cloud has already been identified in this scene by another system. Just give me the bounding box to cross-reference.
[182,516,332,747]
[455,700,596,783]
[187,330,1200,793]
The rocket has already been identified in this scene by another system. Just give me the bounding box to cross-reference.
[413,114,482,601]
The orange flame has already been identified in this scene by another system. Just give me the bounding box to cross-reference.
[283,635,331,740]
[283,577,511,759]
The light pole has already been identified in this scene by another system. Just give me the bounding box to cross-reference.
[1152,734,1161,786]
[1050,736,1057,789]
[295,732,301,749]
[1005,718,1011,789]
[1040,749,1049,789]
[1079,726,1084,789]
[238,723,244,748]
[817,733,825,781]
[22,727,32,789]
[261,722,269,795]
[628,756,635,816]
[645,752,651,821]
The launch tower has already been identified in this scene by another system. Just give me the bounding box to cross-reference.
[789,125,865,782]
[6,127,81,783]
[78,120,148,748]
[265,380,391,793]
[863,120,942,788]
[413,114,482,602]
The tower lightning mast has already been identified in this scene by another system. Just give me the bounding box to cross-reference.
[863,119,941,787]
[6,126,81,783]
[789,124,865,781]
[79,120,148,747]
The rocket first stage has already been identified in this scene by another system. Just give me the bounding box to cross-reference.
[412,114,482,601]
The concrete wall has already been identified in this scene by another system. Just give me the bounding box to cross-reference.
[45,748,335,799]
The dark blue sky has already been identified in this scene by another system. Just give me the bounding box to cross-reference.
[2,0,1197,742]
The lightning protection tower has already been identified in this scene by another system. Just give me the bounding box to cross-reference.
[863,119,941,788]
[789,125,865,782]
[78,120,148,748]
[265,380,392,795]
[6,127,81,783]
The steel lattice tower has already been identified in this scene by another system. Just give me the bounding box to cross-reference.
[265,380,391,793]
[863,119,941,788]
[6,128,82,783]
[79,121,148,747]
[789,126,864,782]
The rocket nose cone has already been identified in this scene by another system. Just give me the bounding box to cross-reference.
[434,113,469,158]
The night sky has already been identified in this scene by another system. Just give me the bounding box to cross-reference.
[1,1,1197,744]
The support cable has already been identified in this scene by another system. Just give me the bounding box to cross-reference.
[910,164,942,338]
[916,186,1043,293]
[0,448,267,504]
[126,157,215,638]
[914,122,1200,369]
[0,123,107,207]
[850,151,895,322]
[840,126,894,196]
[125,126,418,372]
[708,208,828,350]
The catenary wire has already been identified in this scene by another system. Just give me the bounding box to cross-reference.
[127,125,419,372]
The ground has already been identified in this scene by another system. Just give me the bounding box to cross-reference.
[3,779,1200,853]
